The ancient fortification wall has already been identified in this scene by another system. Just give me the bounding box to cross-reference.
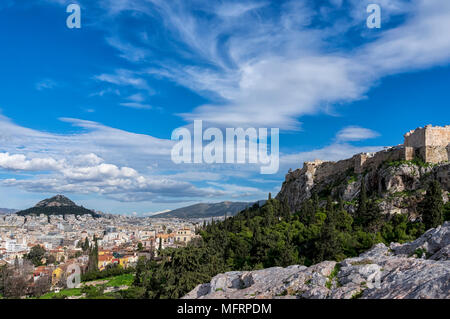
[405,125,450,164]
[284,125,450,184]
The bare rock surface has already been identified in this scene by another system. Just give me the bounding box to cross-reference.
[183,222,450,299]
[277,160,449,218]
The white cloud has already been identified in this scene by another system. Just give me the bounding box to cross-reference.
[119,102,152,109]
[36,0,450,131]
[336,126,380,142]
[0,152,64,171]
[180,56,367,129]
[89,0,450,131]
[214,1,268,18]
[0,113,388,204]
[127,93,146,102]
[106,37,150,63]
[359,0,450,74]
[3,0,449,207]
[89,88,121,97]
[95,69,151,91]
[0,151,222,202]
[0,114,270,202]
[35,78,58,91]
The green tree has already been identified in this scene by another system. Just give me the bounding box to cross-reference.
[355,179,368,226]
[133,197,433,299]
[419,181,444,229]
[25,245,46,266]
[299,199,316,225]
[87,239,99,273]
[315,200,341,262]
[82,237,90,252]
[365,200,384,232]
[158,238,163,252]
[445,202,450,222]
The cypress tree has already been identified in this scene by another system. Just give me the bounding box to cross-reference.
[356,179,368,226]
[312,193,319,213]
[87,241,99,272]
[326,196,334,216]
[83,237,90,252]
[338,197,345,212]
[316,201,340,262]
[420,181,444,229]
[366,199,383,232]
[444,202,450,222]
[300,199,316,225]
[282,198,291,220]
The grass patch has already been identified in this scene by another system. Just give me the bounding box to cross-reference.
[347,174,358,185]
[386,159,434,169]
[351,290,364,299]
[392,190,416,198]
[326,264,342,289]
[276,290,288,296]
[83,273,134,288]
[106,274,134,287]
[39,288,82,299]
[409,248,431,259]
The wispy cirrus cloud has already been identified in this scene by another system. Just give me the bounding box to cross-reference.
[94,69,151,91]
[2,0,448,211]
[37,0,450,131]
[106,37,151,63]
[119,102,152,109]
[119,92,152,109]
[35,78,59,91]
[79,0,450,130]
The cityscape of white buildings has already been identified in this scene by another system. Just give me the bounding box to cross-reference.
[0,213,201,269]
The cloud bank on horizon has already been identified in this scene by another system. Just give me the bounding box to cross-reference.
[0,0,449,213]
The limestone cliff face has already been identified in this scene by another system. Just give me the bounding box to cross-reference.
[184,222,450,299]
[277,125,450,217]
[276,159,449,219]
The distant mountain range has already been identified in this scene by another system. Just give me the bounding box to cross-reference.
[0,208,18,215]
[16,195,100,218]
[150,201,265,219]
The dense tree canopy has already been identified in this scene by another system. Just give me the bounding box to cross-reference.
[24,245,46,267]
[132,183,440,298]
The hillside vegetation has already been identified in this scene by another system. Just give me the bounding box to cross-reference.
[132,181,449,298]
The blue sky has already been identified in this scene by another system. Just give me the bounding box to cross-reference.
[0,0,449,215]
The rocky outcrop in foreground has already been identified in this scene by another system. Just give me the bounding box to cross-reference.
[184,222,450,299]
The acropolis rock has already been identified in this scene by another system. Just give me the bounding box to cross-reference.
[277,125,450,214]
